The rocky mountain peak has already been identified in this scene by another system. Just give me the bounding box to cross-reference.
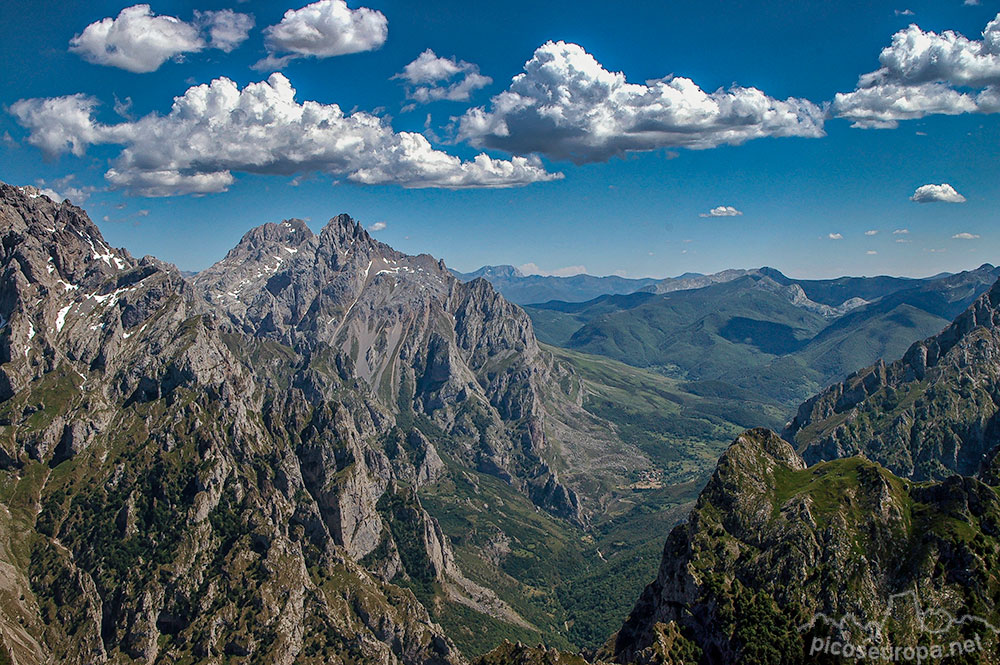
[320,212,369,246]
[899,273,1000,376]
[239,217,313,247]
[757,266,790,282]
[0,182,148,387]
[691,429,807,545]
[188,205,592,524]
[465,265,526,280]
[0,182,134,283]
[718,428,806,476]
[464,275,506,299]
[608,424,1000,664]
[221,217,315,264]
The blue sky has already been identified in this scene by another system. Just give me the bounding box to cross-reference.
[2,0,999,279]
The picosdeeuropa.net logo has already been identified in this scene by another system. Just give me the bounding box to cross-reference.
[797,590,998,662]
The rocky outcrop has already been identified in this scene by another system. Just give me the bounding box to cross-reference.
[785,278,1000,481]
[606,428,1000,665]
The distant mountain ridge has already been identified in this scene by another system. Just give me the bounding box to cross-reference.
[455,265,528,280]
[453,263,962,308]
[450,265,658,305]
[524,265,1000,409]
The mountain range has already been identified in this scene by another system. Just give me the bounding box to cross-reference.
[451,264,965,308]
[449,266,658,306]
[523,266,1000,409]
[0,183,765,662]
[3,181,1000,664]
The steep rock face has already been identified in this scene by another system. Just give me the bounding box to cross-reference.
[0,186,468,665]
[785,278,1000,481]
[606,429,1000,665]
[193,214,629,524]
[0,184,134,395]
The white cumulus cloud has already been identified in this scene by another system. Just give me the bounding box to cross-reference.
[829,232,844,240]
[699,205,743,217]
[835,13,1000,127]
[910,183,967,203]
[394,50,492,104]
[369,221,387,231]
[865,229,879,235]
[256,0,387,70]
[68,4,253,73]
[197,9,255,53]
[10,74,561,197]
[457,41,826,163]
[952,232,980,239]
[36,175,96,204]
[9,94,105,157]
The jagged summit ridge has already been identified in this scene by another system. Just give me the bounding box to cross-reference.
[224,217,314,255]
[195,212,447,341]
